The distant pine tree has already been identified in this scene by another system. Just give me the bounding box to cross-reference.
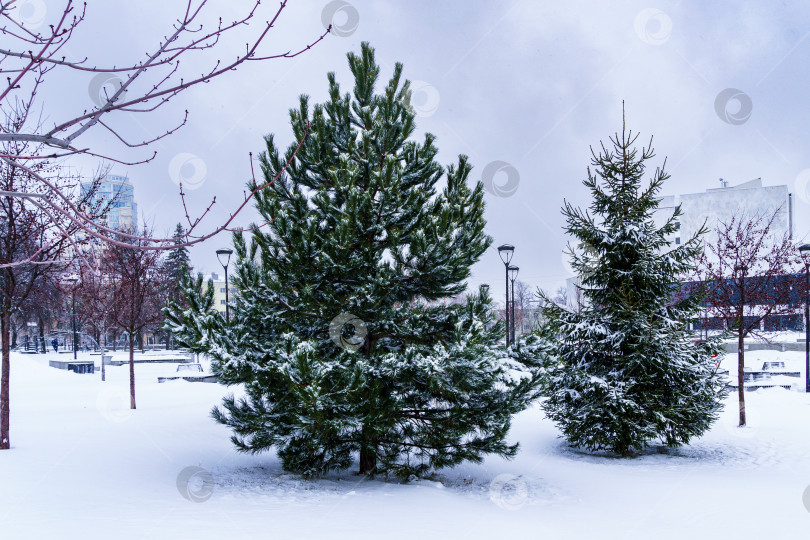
[165,223,191,302]
[540,111,727,455]
[166,43,542,479]
[162,224,192,349]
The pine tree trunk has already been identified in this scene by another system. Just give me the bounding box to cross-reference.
[129,334,136,409]
[358,425,376,475]
[737,327,746,427]
[1,311,11,449]
[359,447,377,475]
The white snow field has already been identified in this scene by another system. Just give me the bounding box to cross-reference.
[2,350,810,539]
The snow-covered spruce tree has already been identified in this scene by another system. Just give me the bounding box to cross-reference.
[165,43,541,478]
[162,224,192,349]
[166,223,192,289]
[540,114,727,456]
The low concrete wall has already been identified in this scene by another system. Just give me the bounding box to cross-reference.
[157,375,217,383]
[105,354,193,366]
[721,342,807,353]
[49,359,95,374]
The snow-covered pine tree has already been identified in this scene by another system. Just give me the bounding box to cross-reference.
[540,112,727,456]
[165,224,192,301]
[165,43,541,478]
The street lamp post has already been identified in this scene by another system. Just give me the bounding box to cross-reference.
[799,244,810,393]
[497,245,515,346]
[216,248,234,322]
[508,265,519,344]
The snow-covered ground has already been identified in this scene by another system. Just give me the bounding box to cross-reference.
[2,351,810,539]
[719,330,808,344]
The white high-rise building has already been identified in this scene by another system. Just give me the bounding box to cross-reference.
[652,178,792,246]
[80,174,139,232]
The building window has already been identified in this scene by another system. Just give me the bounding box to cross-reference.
[220,300,225,305]
[220,288,225,293]
[675,237,681,245]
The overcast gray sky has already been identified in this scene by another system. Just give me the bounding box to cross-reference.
[33,0,810,305]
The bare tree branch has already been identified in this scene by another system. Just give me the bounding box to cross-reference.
[0,0,328,265]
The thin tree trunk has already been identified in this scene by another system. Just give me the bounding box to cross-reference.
[129,333,136,409]
[100,323,106,382]
[737,327,746,427]
[38,315,45,355]
[1,311,11,449]
[737,277,747,428]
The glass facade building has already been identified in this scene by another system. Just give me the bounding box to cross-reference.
[81,174,139,231]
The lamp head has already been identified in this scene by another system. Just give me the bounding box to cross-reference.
[497,244,515,265]
[216,248,234,268]
[800,243,810,264]
[508,265,519,281]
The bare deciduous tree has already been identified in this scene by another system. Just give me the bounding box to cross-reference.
[104,230,168,409]
[695,209,802,427]
[0,0,327,265]
[0,103,107,449]
[16,273,62,352]
[75,250,116,380]
[551,285,569,308]
[0,0,329,451]
[513,280,538,335]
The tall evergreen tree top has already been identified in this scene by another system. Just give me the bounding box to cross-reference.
[562,117,701,320]
[166,223,192,278]
[250,41,490,325]
[541,111,726,455]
